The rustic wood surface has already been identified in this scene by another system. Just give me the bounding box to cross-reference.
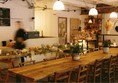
[8,48,118,81]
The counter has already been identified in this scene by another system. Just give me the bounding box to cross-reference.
[25,37,59,48]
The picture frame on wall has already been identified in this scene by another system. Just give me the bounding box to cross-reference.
[58,17,67,44]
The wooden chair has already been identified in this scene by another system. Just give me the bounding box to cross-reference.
[71,65,89,83]
[0,67,9,83]
[48,69,72,83]
[19,60,35,67]
[102,55,117,82]
[114,54,118,79]
[89,59,103,83]
[0,59,14,82]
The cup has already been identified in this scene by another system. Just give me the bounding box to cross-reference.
[2,41,7,46]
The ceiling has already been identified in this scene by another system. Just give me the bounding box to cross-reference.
[35,0,118,8]
[62,0,118,8]
[78,0,118,5]
[34,0,118,13]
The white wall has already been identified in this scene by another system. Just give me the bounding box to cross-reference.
[34,1,86,42]
[0,0,34,45]
[102,13,118,43]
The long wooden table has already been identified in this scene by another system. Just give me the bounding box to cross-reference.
[8,48,118,82]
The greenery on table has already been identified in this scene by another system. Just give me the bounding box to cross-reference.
[70,43,83,54]
[0,42,83,57]
[103,40,111,47]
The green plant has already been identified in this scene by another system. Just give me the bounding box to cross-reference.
[103,40,111,47]
[70,43,83,54]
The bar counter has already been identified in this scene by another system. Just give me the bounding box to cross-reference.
[8,48,118,82]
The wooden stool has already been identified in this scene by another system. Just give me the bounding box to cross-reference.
[71,65,89,83]
[48,69,72,83]
[102,55,117,82]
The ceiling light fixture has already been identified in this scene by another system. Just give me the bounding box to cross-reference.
[88,0,98,16]
[88,19,92,23]
[89,7,98,16]
[110,12,118,18]
[53,0,65,10]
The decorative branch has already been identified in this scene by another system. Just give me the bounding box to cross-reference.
[22,0,34,9]
[0,0,8,4]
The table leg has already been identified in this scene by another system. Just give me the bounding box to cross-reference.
[87,40,88,50]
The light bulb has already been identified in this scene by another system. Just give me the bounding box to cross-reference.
[110,12,118,18]
[89,8,98,16]
[53,0,65,10]
[88,19,92,23]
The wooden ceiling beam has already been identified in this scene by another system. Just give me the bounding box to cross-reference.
[81,4,118,15]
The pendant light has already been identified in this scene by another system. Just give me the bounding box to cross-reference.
[53,0,65,10]
[89,8,98,16]
[88,19,92,23]
[110,12,118,18]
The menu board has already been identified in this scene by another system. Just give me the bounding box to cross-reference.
[0,8,10,26]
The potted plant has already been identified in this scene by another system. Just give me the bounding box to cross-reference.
[103,40,111,53]
[70,43,83,60]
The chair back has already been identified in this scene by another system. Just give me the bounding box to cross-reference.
[77,65,89,82]
[19,60,35,67]
[93,59,103,76]
[53,69,72,83]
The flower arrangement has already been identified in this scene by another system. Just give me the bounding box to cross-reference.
[70,43,83,54]
[103,40,111,47]
[103,40,111,53]
[105,20,113,34]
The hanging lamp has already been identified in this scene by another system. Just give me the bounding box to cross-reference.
[110,12,118,18]
[53,0,65,10]
[88,19,92,23]
[89,8,98,16]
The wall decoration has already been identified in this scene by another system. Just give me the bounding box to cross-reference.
[58,17,67,44]
[0,8,10,26]
[70,18,81,42]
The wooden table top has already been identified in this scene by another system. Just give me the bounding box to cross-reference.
[8,48,118,81]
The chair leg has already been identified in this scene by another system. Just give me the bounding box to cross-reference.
[100,75,101,83]
[5,72,9,83]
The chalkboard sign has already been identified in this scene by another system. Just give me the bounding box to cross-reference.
[0,8,10,26]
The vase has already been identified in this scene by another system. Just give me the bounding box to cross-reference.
[103,47,109,53]
[105,20,113,34]
[106,31,110,34]
[72,53,80,61]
